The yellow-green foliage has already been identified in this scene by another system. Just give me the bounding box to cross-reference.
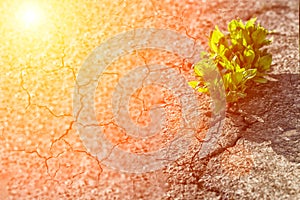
[190,18,273,103]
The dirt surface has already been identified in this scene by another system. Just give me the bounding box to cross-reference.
[0,0,299,199]
[164,0,300,199]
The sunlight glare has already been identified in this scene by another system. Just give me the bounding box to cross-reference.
[17,3,43,28]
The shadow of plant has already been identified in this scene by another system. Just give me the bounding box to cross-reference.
[234,73,299,163]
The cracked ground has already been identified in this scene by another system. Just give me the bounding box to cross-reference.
[0,0,299,199]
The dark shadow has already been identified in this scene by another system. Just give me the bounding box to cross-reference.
[232,74,299,163]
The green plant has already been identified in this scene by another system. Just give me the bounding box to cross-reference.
[189,18,273,103]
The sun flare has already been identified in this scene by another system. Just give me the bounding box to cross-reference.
[17,3,43,28]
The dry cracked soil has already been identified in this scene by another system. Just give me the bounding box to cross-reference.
[0,0,299,199]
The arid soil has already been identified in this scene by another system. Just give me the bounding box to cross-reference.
[0,0,299,199]
[164,0,300,199]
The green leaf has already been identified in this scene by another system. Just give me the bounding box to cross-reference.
[220,55,234,70]
[244,48,255,65]
[194,64,204,77]
[232,55,242,68]
[228,19,245,33]
[236,51,245,64]
[228,20,238,33]
[209,26,224,53]
[243,68,257,80]
[223,73,232,90]
[232,71,244,84]
[253,77,268,83]
[242,29,252,45]
[197,87,209,93]
[188,81,199,88]
[245,17,257,33]
[251,27,268,45]
[258,54,272,71]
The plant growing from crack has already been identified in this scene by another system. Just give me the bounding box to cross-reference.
[189,18,273,103]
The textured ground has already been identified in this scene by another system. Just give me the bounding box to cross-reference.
[0,0,299,199]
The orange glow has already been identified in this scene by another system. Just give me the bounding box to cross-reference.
[0,0,264,198]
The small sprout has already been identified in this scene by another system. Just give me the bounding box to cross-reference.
[189,18,273,103]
